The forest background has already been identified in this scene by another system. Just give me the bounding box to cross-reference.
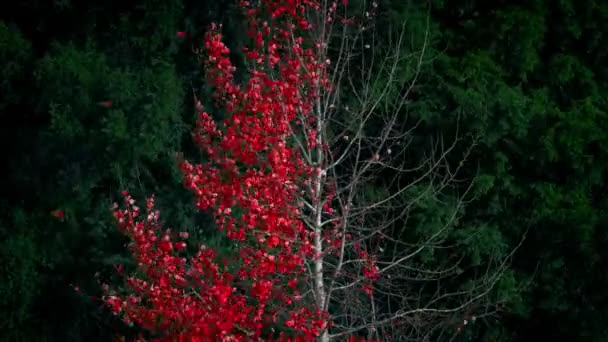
[2,0,608,340]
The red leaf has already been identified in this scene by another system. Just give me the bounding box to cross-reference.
[267,235,280,248]
[51,210,64,219]
[98,101,113,108]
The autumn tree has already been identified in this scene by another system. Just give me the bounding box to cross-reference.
[103,0,332,339]
[104,0,515,340]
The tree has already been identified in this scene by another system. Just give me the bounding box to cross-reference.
[105,0,514,340]
[103,0,329,339]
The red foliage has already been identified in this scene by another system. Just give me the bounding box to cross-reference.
[103,0,381,340]
[51,209,65,219]
[108,191,329,340]
[98,100,113,108]
[103,0,331,340]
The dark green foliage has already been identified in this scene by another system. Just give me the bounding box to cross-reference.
[0,22,32,110]
[0,208,40,340]
[413,0,608,340]
[0,1,200,339]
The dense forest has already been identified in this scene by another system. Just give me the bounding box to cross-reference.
[2,0,608,340]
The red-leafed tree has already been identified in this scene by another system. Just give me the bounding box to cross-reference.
[104,0,514,341]
[104,0,333,340]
